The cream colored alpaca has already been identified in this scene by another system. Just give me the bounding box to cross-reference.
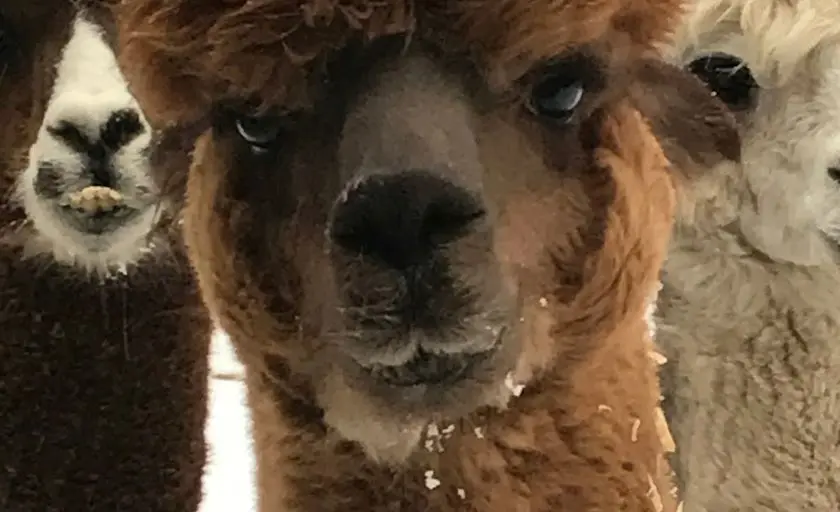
[658,1,840,510]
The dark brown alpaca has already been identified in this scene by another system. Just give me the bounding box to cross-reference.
[0,1,211,510]
[117,0,739,509]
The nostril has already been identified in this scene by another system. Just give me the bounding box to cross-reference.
[329,170,485,268]
[829,167,840,184]
[34,162,65,199]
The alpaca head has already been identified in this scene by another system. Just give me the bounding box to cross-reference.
[118,0,739,464]
[665,0,840,266]
[0,0,159,273]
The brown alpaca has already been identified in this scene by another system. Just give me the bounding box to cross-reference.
[117,0,739,509]
[0,1,211,510]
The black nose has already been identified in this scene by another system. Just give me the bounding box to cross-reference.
[329,170,485,268]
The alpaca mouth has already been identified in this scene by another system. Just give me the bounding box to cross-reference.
[51,185,149,235]
[360,328,505,387]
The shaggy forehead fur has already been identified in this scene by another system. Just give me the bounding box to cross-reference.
[119,0,684,123]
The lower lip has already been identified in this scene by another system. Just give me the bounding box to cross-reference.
[363,346,498,388]
[58,206,139,234]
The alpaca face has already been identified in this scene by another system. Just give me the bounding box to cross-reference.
[118,0,739,464]
[1,2,158,272]
[667,0,840,266]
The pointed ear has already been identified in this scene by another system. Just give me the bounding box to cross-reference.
[627,58,741,180]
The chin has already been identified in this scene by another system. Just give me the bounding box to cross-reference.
[315,320,523,465]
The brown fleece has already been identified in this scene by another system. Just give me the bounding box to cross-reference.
[115,0,739,510]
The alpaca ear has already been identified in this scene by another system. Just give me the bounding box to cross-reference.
[627,58,741,178]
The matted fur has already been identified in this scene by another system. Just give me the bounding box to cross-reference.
[658,0,840,510]
[117,0,739,509]
[0,2,211,509]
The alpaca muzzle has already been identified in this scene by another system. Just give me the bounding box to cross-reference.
[324,170,507,387]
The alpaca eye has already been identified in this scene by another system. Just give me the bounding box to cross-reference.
[829,166,840,184]
[527,72,585,123]
[687,53,758,110]
[234,115,284,150]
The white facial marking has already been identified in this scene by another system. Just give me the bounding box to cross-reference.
[17,13,157,274]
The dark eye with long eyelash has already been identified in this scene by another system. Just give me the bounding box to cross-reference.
[687,53,759,110]
[829,166,840,184]
[234,114,286,152]
[525,58,591,124]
